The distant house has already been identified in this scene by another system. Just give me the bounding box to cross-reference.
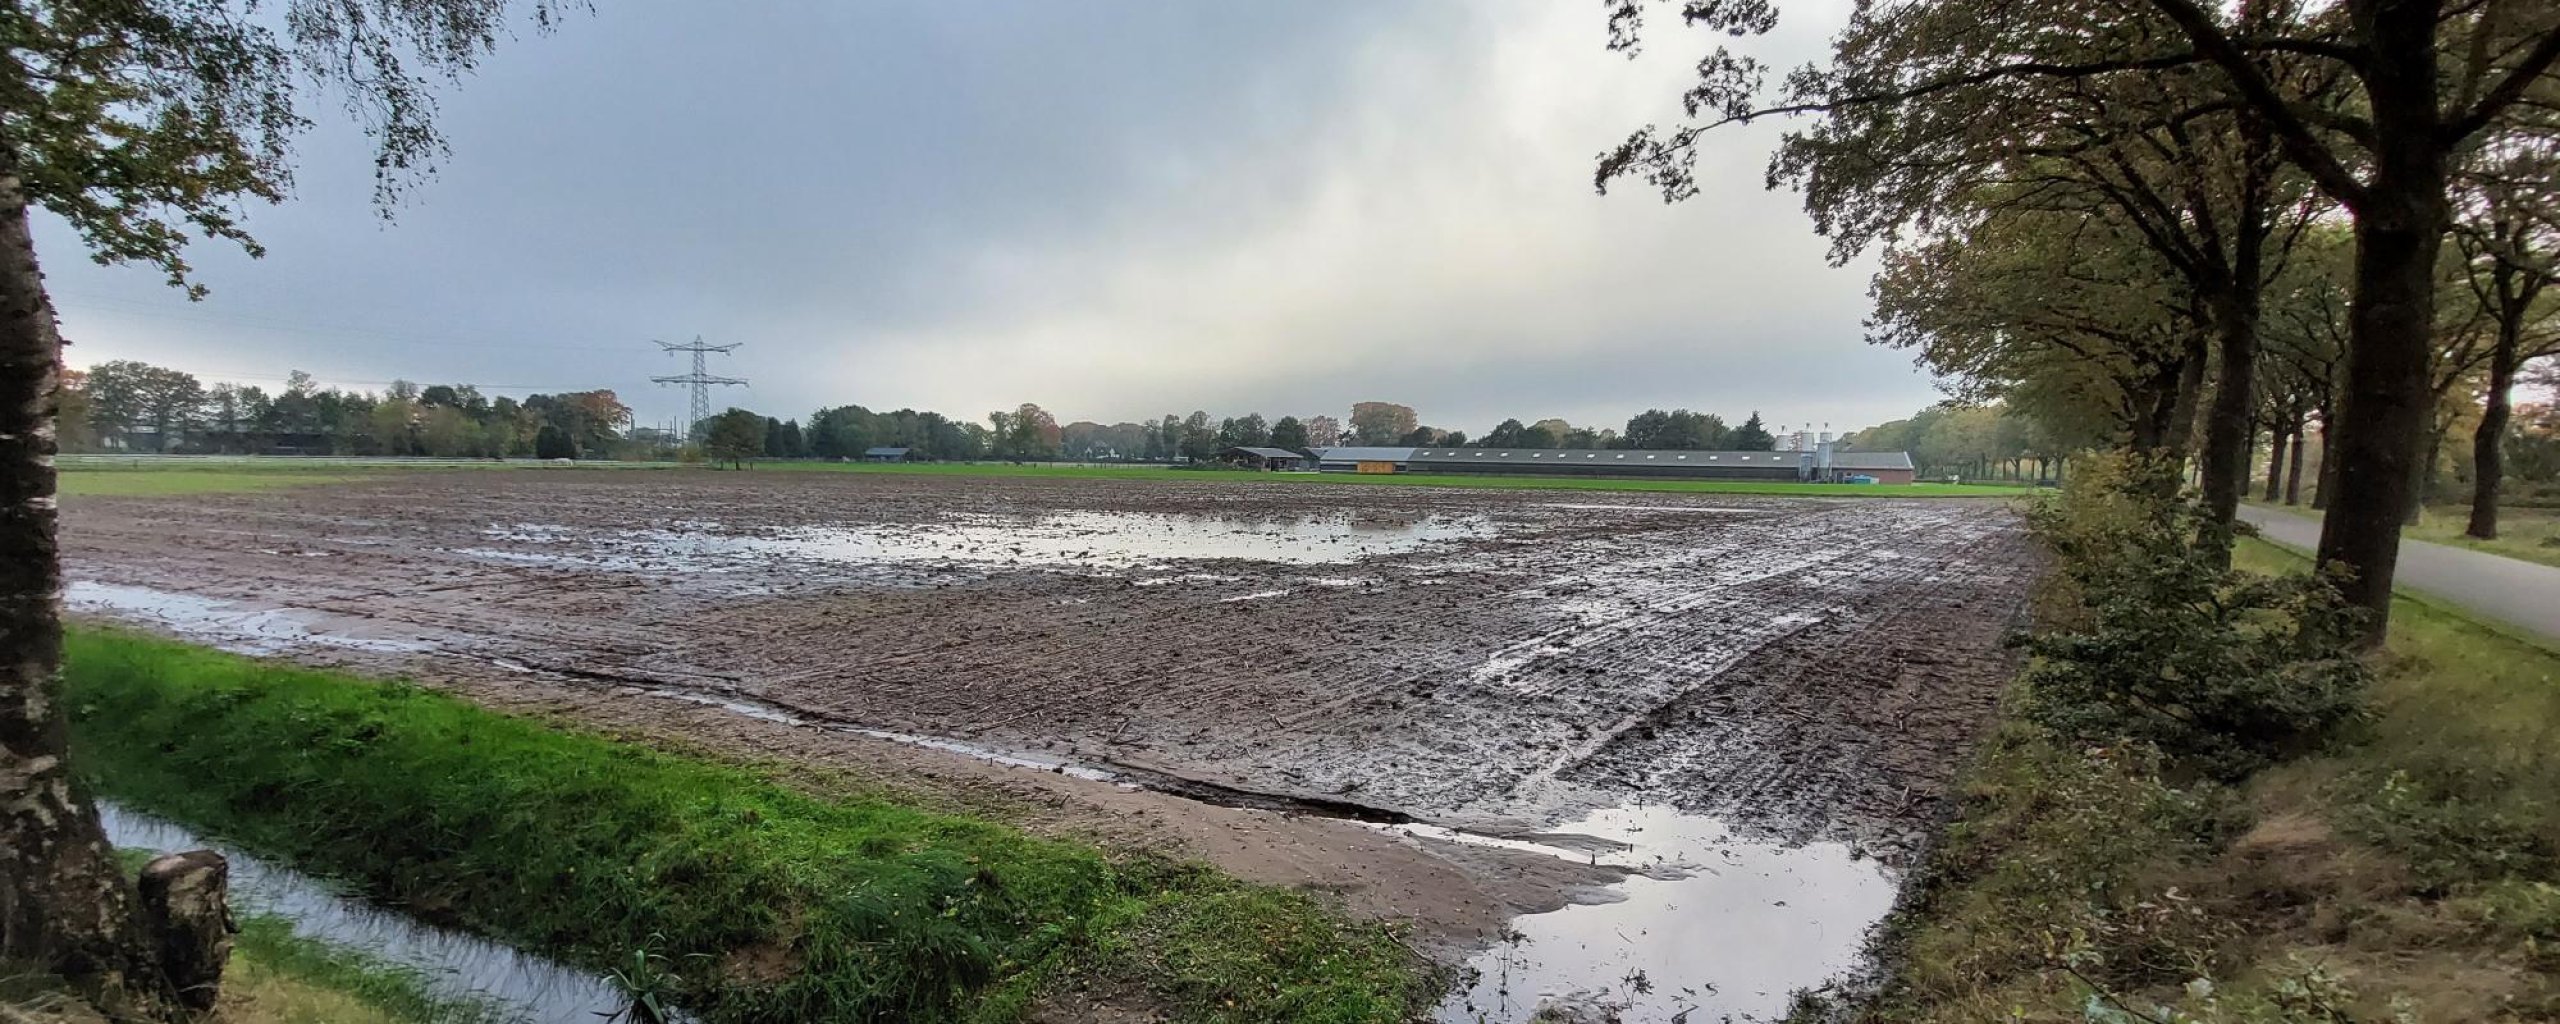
[1217,446,1310,471]
[863,446,913,463]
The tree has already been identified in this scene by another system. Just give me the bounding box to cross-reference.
[1005,402,1060,460]
[534,423,575,460]
[0,4,569,1014]
[83,360,202,451]
[701,409,765,469]
[1269,415,1309,453]
[1347,401,1418,445]
[1730,412,1776,451]
[1179,410,1216,462]
[1601,0,2560,639]
[1303,414,1344,448]
[2453,137,2560,539]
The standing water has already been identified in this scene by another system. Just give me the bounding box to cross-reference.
[1434,805,1898,1023]
[99,802,632,1024]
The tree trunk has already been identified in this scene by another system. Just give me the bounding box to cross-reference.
[2263,420,2288,502]
[2284,411,2307,506]
[2467,280,2524,540]
[0,141,180,1019]
[2312,400,2337,509]
[2198,296,2260,565]
[2314,13,2451,644]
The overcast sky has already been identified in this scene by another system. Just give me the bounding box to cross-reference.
[39,0,1941,437]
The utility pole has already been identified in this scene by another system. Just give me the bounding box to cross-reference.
[651,337,746,442]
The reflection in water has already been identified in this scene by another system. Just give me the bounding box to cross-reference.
[462,510,1495,575]
[1436,806,1897,1024]
[100,802,629,1024]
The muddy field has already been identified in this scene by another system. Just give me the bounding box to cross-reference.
[64,469,2040,1022]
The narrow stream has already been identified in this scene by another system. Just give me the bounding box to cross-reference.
[99,801,630,1024]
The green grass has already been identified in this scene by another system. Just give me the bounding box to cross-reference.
[2245,497,2560,570]
[2403,504,2560,569]
[58,469,370,497]
[765,459,2032,497]
[63,627,1436,1024]
[1853,538,2560,1021]
[222,914,514,1024]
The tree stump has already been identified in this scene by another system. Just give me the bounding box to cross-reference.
[137,850,234,1012]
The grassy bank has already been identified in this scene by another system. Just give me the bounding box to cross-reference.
[5,912,496,1024]
[63,627,1435,1023]
[2403,504,2560,569]
[1848,537,2560,1021]
[218,914,512,1024]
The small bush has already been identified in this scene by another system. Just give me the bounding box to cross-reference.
[2018,457,2371,778]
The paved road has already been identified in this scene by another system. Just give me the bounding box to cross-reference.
[2238,505,2560,644]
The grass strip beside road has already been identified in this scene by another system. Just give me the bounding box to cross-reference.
[64,627,1437,1024]
[1847,538,2560,1020]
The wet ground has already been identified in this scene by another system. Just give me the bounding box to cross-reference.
[64,469,2039,1022]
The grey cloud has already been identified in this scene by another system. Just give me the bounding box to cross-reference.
[41,0,1940,436]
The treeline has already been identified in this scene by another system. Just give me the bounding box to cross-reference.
[62,361,641,459]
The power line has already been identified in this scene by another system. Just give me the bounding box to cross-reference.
[651,337,746,442]
[50,291,638,355]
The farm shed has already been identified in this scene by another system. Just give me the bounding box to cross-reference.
[1402,446,1918,483]
[1218,446,1311,471]
[1311,446,1418,474]
[863,447,913,463]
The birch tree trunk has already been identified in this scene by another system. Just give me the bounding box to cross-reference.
[0,136,179,1019]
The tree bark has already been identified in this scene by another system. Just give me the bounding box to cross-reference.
[139,851,233,1013]
[2284,410,2307,506]
[2313,5,2451,644]
[2467,266,2526,540]
[0,140,179,1017]
[2312,399,2338,509]
[2198,288,2263,566]
[2263,419,2288,502]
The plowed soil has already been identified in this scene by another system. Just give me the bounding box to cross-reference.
[62,468,2039,960]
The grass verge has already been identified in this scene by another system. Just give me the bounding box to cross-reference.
[57,469,370,498]
[1842,537,2560,1021]
[218,914,513,1024]
[2246,497,2560,570]
[63,627,1437,1023]
[5,912,499,1024]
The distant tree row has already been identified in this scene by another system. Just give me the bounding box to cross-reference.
[63,361,637,459]
[70,362,1885,468]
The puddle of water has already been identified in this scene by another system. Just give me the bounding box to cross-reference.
[1435,806,1896,1024]
[66,582,438,656]
[467,511,1493,578]
[99,802,629,1024]
[1537,503,1773,514]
